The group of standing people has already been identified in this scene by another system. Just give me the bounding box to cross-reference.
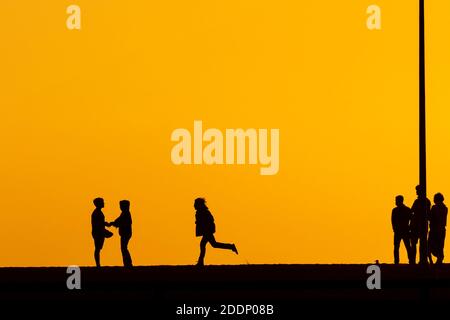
[91,197,238,267]
[91,187,446,268]
[392,185,448,265]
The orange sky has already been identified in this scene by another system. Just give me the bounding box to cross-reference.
[1,1,450,266]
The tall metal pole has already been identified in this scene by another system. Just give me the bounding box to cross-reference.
[419,0,426,195]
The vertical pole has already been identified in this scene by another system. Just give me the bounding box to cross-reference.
[419,0,426,195]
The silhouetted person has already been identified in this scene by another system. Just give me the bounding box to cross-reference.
[91,197,110,267]
[194,198,238,266]
[428,193,447,265]
[110,200,133,267]
[391,195,412,264]
[410,185,431,265]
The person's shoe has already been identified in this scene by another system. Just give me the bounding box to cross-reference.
[419,260,429,267]
[232,244,239,255]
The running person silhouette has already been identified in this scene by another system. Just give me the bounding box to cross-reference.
[194,198,238,266]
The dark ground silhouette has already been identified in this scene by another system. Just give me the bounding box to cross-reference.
[1,264,450,317]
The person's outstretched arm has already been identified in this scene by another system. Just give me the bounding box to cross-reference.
[111,214,122,228]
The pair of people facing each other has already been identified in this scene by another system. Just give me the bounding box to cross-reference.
[392,185,448,265]
[91,198,133,268]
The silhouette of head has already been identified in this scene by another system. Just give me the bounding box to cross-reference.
[416,185,425,197]
[120,200,130,211]
[434,193,444,204]
[395,195,404,207]
[93,197,104,209]
[194,198,208,211]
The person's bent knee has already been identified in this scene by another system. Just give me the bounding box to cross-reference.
[209,240,218,248]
